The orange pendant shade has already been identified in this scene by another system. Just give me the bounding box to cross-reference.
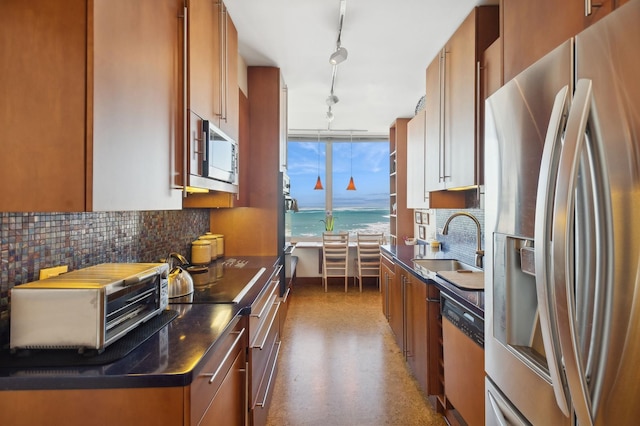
[346,176,356,191]
[314,176,324,190]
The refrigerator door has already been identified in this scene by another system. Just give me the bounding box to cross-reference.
[571,2,640,424]
[484,40,573,425]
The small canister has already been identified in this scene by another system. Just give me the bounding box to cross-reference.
[198,233,218,260]
[210,234,224,258]
[191,240,211,265]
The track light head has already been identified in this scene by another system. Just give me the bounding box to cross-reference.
[326,109,335,122]
[329,46,348,65]
[326,94,339,106]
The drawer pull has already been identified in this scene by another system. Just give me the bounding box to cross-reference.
[201,328,246,384]
[256,341,281,408]
[251,280,278,319]
[252,302,280,350]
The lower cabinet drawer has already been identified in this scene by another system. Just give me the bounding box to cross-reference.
[250,299,281,426]
[190,316,247,425]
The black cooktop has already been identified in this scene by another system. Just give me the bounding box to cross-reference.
[170,258,271,304]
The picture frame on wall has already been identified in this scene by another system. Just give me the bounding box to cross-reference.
[415,211,422,224]
[418,225,426,240]
[421,211,429,225]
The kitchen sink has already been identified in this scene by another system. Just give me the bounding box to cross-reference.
[412,258,484,291]
[412,258,481,274]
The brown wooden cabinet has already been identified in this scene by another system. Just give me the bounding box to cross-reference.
[381,252,395,319]
[187,0,238,141]
[502,0,616,83]
[388,262,405,352]
[208,67,284,256]
[0,0,183,212]
[0,315,248,426]
[397,265,443,405]
[389,118,413,246]
[443,317,484,426]
[425,6,498,196]
[190,315,248,425]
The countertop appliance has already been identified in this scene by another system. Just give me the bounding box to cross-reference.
[484,2,640,424]
[10,263,169,353]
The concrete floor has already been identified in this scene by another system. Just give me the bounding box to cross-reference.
[266,279,446,426]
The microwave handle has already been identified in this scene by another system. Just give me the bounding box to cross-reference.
[123,270,160,286]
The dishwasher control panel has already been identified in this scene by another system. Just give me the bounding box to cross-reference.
[441,293,484,348]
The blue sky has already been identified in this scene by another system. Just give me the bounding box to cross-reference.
[287,140,389,209]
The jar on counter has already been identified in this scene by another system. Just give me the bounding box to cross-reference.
[191,240,212,265]
[198,233,218,260]
[199,233,224,258]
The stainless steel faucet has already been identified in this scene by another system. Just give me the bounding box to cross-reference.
[441,212,484,268]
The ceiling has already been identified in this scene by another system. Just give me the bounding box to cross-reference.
[225,0,498,139]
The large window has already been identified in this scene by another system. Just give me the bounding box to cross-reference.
[285,138,390,239]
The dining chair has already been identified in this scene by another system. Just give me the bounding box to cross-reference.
[322,231,350,292]
[354,232,385,292]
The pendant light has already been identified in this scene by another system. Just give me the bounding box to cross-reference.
[346,133,356,191]
[314,133,324,190]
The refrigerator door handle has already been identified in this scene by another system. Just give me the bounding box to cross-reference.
[487,391,509,426]
[552,78,596,426]
[534,85,572,417]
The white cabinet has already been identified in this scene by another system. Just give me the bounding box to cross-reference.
[406,109,429,209]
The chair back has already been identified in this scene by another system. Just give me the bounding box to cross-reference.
[322,232,350,291]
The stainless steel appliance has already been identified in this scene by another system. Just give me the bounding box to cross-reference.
[484,2,640,424]
[186,112,239,193]
[10,263,169,353]
[202,119,238,185]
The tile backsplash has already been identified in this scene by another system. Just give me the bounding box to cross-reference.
[0,210,210,346]
[435,208,485,267]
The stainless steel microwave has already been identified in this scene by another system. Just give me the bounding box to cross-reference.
[203,120,238,186]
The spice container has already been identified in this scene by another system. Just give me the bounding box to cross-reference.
[198,233,218,260]
[191,240,211,265]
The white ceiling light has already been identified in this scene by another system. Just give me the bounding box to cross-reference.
[326,94,339,106]
[329,46,348,65]
[326,108,335,122]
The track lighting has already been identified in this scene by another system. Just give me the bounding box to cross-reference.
[329,46,348,65]
[326,94,339,106]
[326,108,334,122]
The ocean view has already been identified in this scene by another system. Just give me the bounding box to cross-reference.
[285,208,390,238]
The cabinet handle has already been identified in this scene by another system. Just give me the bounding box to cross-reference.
[256,341,281,408]
[252,301,280,350]
[438,49,445,182]
[584,0,602,16]
[201,328,246,384]
[181,5,188,198]
[222,4,228,122]
[476,60,482,200]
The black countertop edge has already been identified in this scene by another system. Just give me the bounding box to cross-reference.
[0,256,280,391]
[383,245,485,317]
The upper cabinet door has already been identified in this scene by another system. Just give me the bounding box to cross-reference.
[424,6,498,193]
[406,109,429,209]
[503,0,614,83]
[188,0,219,121]
[0,0,183,212]
[187,0,238,142]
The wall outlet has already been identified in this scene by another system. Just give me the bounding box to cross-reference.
[39,265,68,280]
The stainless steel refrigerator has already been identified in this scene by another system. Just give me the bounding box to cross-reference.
[484,1,640,424]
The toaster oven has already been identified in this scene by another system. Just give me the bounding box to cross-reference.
[10,263,169,353]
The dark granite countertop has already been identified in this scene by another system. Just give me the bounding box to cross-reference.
[383,245,485,317]
[0,256,279,391]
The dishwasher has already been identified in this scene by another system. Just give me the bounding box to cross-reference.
[441,292,485,426]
